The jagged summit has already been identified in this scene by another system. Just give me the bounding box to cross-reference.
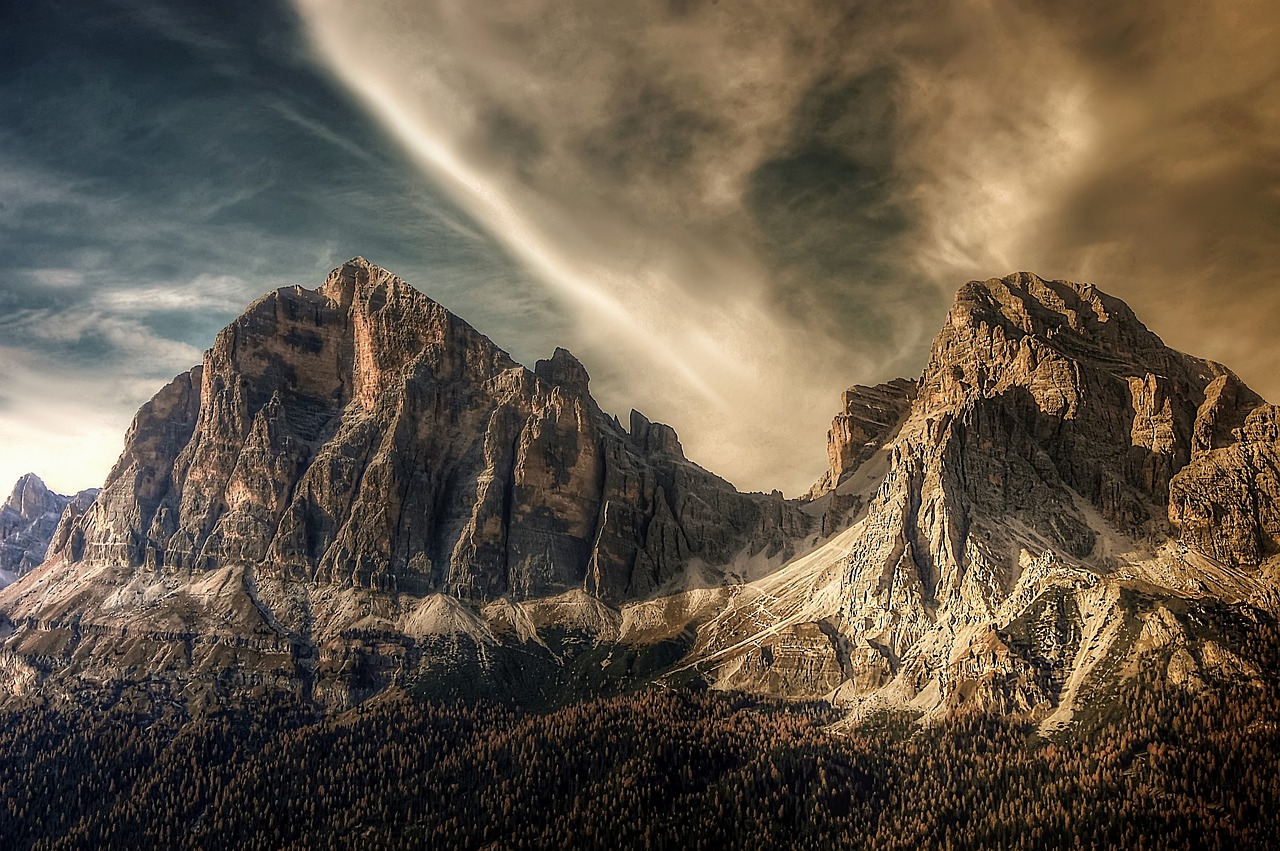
[2,474,59,518]
[924,271,1226,411]
[914,271,1272,552]
[681,270,1280,718]
[958,272,1155,343]
[534,346,591,396]
[806,378,916,500]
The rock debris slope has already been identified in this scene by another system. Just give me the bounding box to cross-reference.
[1,266,1276,719]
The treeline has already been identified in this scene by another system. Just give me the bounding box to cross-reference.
[2,623,1279,849]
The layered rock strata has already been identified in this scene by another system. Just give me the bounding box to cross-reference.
[51,258,812,603]
[807,378,916,499]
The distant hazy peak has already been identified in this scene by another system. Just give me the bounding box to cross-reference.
[3,473,65,519]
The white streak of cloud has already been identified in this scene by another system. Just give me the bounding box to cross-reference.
[91,276,256,314]
[21,268,86,289]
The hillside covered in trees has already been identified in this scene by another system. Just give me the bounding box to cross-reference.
[3,620,1280,851]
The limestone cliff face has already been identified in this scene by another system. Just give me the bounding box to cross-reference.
[50,258,810,604]
[911,273,1278,569]
[1169,378,1280,565]
[916,273,1230,538]
[807,379,916,499]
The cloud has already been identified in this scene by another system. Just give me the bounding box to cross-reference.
[288,0,930,492]
[6,0,1278,499]
[1004,0,1280,398]
[91,276,258,314]
[0,0,565,496]
[22,268,86,289]
[0,289,210,496]
[0,341,182,498]
[286,0,1099,491]
[291,0,1280,497]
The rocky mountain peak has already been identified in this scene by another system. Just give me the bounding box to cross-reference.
[317,255,382,305]
[921,271,1211,415]
[3,265,1275,722]
[920,271,1278,561]
[534,347,591,396]
[0,474,94,586]
[3,473,55,518]
[628,409,684,457]
[950,271,1157,350]
[681,274,1280,718]
[40,260,811,609]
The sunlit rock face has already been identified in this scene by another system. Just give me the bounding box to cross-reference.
[807,378,916,500]
[0,259,823,711]
[51,258,813,601]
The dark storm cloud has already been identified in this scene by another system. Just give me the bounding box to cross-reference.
[746,67,927,346]
[577,82,724,182]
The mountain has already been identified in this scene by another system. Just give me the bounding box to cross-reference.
[0,475,97,588]
[679,272,1280,724]
[1,265,1276,725]
[56,259,814,597]
[0,258,823,709]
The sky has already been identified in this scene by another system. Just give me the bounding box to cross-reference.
[1,0,1277,498]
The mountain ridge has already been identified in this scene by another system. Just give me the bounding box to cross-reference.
[2,262,1276,723]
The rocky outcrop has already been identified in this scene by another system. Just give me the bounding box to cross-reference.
[46,258,814,604]
[917,273,1279,571]
[807,379,916,498]
[1169,378,1280,564]
[0,475,97,585]
[917,272,1230,538]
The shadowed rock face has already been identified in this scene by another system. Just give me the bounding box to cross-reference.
[930,277,1188,521]
[1170,378,1280,564]
[50,258,812,604]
